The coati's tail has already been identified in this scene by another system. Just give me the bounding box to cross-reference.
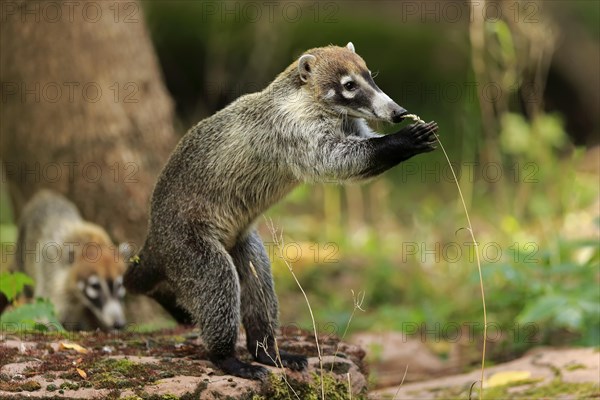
[123,253,164,295]
[123,252,193,325]
[148,281,194,325]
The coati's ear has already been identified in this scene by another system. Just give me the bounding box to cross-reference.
[298,54,316,83]
[346,42,355,53]
[118,242,136,263]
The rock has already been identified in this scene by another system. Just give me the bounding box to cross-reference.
[0,327,368,399]
[350,331,457,388]
[371,347,600,399]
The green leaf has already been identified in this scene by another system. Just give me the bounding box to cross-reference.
[555,306,583,329]
[0,272,34,301]
[517,294,568,324]
[533,113,567,148]
[493,20,516,64]
[0,299,64,332]
[500,113,531,155]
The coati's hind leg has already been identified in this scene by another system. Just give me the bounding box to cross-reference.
[169,238,270,379]
[231,231,308,371]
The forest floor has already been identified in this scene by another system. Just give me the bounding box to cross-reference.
[0,327,598,399]
[0,327,367,399]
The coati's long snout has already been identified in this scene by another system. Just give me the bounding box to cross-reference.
[374,93,408,123]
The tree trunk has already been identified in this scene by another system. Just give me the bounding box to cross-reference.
[0,0,177,245]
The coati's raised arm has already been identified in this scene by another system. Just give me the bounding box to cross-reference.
[285,121,437,183]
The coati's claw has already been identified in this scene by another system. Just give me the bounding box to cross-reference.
[403,121,438,153]
[217,357,271,380]
[280,352,308,371]
[254,350,308,371]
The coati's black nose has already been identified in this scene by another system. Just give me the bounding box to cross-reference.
[391,106,408,123]
[113,321,125,330]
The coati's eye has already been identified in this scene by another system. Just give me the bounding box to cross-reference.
[343,81,357,91]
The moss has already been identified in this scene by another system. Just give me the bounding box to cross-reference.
[60,381,80,390]
[436,378,600,399]
[0,379,41,392]
[260,371,365,400]
[179,380,208,400]
[520,379,599,397]
[89,358,158,389]
[564,362,586,371]
[106,389,122,400]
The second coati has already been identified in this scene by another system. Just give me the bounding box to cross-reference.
[15,190,127,331]
[124,43,439,378]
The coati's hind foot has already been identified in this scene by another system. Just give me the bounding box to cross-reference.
[254,349,308,371]
[215,356,270,380]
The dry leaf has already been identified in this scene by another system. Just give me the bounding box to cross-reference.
[59,342,89,354]
[485,371,532,388]
[76,368,87,379]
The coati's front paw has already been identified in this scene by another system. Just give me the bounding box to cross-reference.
[254,350,308,371]
[403,121,438,153]
[216,356,270,380]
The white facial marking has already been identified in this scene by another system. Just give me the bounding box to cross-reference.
[114,276,126,298]
[341,75,358,99]
[358,107,374,116]
[324,89,335,99]
[88,275,99,285]
[102,299,126,327]
[86,285,99,299]
[340,75,353,85]
[370,85,396,120]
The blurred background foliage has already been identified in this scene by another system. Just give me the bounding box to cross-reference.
[1,0,598,368]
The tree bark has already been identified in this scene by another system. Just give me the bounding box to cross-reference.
[0,0,177,245]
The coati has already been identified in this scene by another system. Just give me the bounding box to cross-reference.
[15,190,127,331]
[124,42,438,379]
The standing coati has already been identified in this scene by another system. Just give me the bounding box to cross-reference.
[124,42,438,378]
[15,190,127,331]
